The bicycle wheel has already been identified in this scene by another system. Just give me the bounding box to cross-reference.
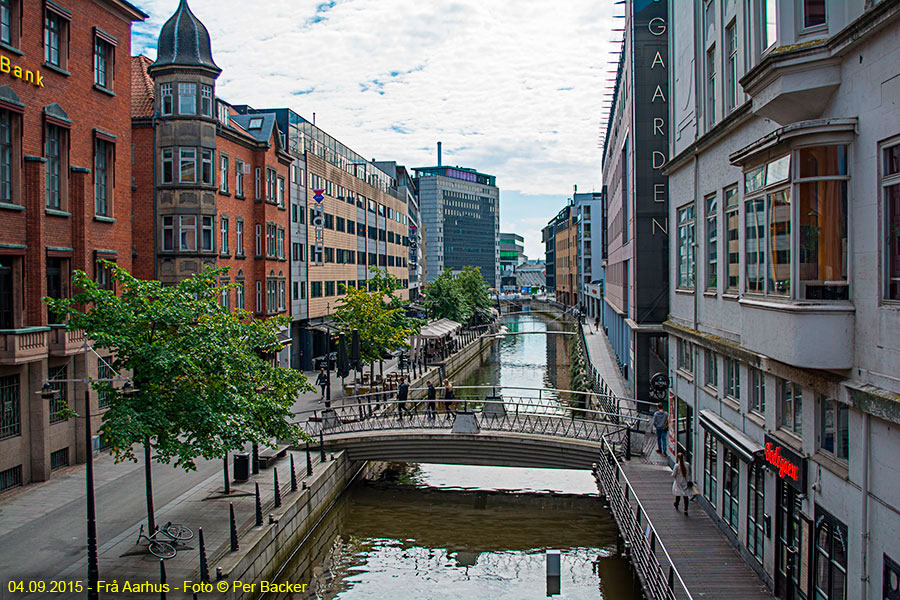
[164,523,194,541]
[148,541,176,559]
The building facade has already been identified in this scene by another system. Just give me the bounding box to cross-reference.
[542,221,556,295]
[0,0,147,490]
[415,165,499,287]
[499,232,526,292]
[373,161,424,301]
[663,2,900,599]
[553,203,579,307]
[601,0,670,401]
[574,191,604,313]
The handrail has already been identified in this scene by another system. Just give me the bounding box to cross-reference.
[340,384,658,406]
[595,435,694,600]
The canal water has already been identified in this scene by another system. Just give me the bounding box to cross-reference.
[273,312,639,599]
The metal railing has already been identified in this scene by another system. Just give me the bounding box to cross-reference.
[593,436,694,600]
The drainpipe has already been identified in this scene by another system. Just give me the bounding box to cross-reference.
[691,153,700,468]
[861,412,870,600]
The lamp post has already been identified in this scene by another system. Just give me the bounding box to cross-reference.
[324,303,332,409]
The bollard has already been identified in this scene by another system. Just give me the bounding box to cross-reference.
[273,467,282,508]
[159,559,167,600]
[254,482,263,527]
[229,503,239,552]
[319,430,325,461]
[305,441,313,476]
[198,527,210,583]
[251,443,259,475]
[290,455,298,492]
[223,454,230,495]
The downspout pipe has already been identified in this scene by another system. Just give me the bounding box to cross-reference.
[861,412,870,600]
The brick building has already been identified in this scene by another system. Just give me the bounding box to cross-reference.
[0,0,147,490]
[130,0,292,364]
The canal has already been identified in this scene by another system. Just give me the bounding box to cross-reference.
[273,312,640,599]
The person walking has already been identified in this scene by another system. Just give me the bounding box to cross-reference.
[396,377,410,420]
[594,314,600,333]
[652,402,668,454]
[315,368,328,401]
[442,379,455,418]
[425,380,437,422]
[672,452,693,516]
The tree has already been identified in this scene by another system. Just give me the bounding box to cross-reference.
[456,266,492,311]
[331,268,421,373]
[423,269,472,323]
[45,263,312,531]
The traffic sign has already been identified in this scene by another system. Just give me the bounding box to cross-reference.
[313,189,325,202]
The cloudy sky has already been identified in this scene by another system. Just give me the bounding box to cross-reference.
[133,0,619,258]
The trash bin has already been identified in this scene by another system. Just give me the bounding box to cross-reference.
[233,452,250,482]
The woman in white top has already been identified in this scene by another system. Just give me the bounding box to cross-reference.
[671,451,693,516]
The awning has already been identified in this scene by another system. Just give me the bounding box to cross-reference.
[416,318,462,339]
[699,409,762,464]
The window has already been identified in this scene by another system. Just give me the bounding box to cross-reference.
[48,365,68,424]
[706,45,716,129]
[161,215,174,251]
[704,350,718,389]
[725,21,737,113]
[256,281,262,312]
[201,149,213,185]
[179,148,196,183]
[763,0,777,50]
[217,101,229,125]
[678,204,695,288]
[95,258,114,291]
[255,167,261,200]
[745,196,766,293]
[0,108,16,204]
[0,464,21,492]
[1,0,21,48]
[161,148,174,183]
[722,448,740,534]
[220,277,230,310]
[803,0,826,28]
[325,280,335,296]
[45,123,64,209]
[819,396,849,462]
[219,154,228,192]
[278,279,285,311]
[777,378,802,435]
[749,367,765,414]
[200,216,214,252]
[160,83,173,115]
[747,462,765,563]
[703,431,717,506]
[178,83,196,115]
[347,220,355,234]
[677,339,693,374]
[266,168,276,202]
[200,85,213,117]
[220,216,229,254]
[235,279,245,309]
[814,508,848,600]
[884,142,900,300]
[724,186,739,292]
[277,228,285,259]
[277,176,285,207]
[94,139,112,216]
[50,447,69,470]
[725,357,740,399]
[255,224,261,256]
[97,357,114,409]
[179,216,196,251]
[235,160,245,197]
[0,373,20,439]
[706,194,718,290]
[44,10,67,68]
[236,219,244,255]
[266,223,276,257]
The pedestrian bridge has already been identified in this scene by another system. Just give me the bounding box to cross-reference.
[295,387,649,470]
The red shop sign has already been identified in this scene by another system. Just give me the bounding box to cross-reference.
[763,434,807,492]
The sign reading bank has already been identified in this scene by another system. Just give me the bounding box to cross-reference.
[0,55,45,87]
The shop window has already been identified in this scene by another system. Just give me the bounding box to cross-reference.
[703,430,717,506]
[814,507,848,600]
[818,396,849,462]
[1,0,21,48]
[0,373,20,439]
[676,397,693,460]
[882,141,900,301]
[777,378,802,435]
[93,35,114,90]
[749,367,765,415]
[94,138,113,216]
[722,448,740,534]
[747,462,765,563]
[44,7,69,70]
[803,0,826,28]
[178,83,196,115]
[678,204,695,288]
[0,108,20,205]
[47,365,68,424]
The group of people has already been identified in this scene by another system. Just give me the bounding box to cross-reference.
[397,378,457,421]
[652,402,696,516]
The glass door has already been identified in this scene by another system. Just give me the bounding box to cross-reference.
[776,479,807,600]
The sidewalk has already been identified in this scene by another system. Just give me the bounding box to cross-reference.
[579,322,628,399]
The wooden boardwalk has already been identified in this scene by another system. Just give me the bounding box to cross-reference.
[621,455,775,599]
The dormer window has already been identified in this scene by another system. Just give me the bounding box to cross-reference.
[248,118,263,130]
[217,101,229,125]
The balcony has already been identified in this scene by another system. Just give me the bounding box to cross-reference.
[0,327,50,364]
[739,298,854,369]
[49,327,86,356]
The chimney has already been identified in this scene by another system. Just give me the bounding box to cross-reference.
[437,142,442,167]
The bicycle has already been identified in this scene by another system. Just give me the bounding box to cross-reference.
[160,521,194,542]
[136,524,176,559]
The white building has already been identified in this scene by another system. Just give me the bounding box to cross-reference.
[574,192,604,317]
[663,2,900,599]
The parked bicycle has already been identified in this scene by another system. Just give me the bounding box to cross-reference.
[135,522,193,558]
[160,521,194,542]
[136,525,176,559]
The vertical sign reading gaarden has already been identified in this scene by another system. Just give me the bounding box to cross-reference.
[312,189,325,265]
[633,0,669,326]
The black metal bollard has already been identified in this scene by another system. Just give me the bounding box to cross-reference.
[159,558,167,600]
[229,503,239,552]
[290,455,298,492]
[319,430,325,462]
[305,442,313,476]
[251,443,259,475]
[223,455,230,495]
[198,527,210,583]
[254,483,263,526]
[273,467,282,508]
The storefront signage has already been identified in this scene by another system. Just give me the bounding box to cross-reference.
[1,55,45,87]
[764,434,807,492]
[312,189,325,265]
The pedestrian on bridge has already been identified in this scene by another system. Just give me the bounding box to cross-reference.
[442,379,455,418]
[652,402,668,454]
[315,368,328,400]
[425,380,437,422]
[672,452,693,516]
[397,377,412,420]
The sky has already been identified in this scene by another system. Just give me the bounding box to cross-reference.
[132,0,620,258]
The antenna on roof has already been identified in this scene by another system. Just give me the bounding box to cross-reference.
[312,112,316,125]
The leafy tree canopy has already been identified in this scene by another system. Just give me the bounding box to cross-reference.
[423,267,494,324]
[44,263,313,470]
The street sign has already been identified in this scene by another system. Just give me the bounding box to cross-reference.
[313,189,324,203]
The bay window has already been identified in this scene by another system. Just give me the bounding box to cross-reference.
[882,142,900,300]
[178,83,196,115]
[162,215,174,251]
[200,85,213,117]
[161,148,174,183]
[201,216,214,252]
[160,83,173,116]
[201,149,213,185]
[179,148,196,183]
[179,216,196,251]
[725,186,740,292]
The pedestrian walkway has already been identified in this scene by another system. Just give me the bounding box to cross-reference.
[580,322,628,399]
[620,453,774,599]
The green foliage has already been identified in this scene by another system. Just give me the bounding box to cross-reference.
[455,266,493,311]
[423,266,494,324]
[44,263,313,470]
[332,268,422,366]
